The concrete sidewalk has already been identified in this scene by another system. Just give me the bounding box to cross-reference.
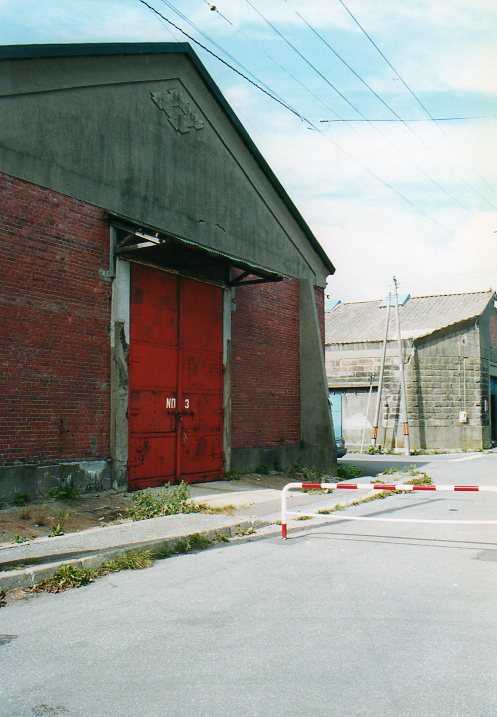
[0,477,357,593]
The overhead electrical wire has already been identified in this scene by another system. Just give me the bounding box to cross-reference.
[137,0,458,235]
[321,117,489,123]
[158,0,290,104]
[137,0,313,125]
[242,0,475,215]
[335,0,497,209]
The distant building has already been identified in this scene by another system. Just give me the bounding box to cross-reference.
[326,291,497,452]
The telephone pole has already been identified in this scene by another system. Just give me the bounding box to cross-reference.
[371,292,391,449]
[393,276,410,455]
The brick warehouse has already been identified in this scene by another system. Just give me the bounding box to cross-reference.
[0,43,336,501]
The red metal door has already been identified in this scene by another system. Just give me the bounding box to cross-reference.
[128,264,224,489]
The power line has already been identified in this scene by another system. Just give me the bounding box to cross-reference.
[282,0,495,214]
[138,0,457,235]
[243,0,476,214]
[158,0,289,105]
[335,0,497,209]
[137,0,313,125]
[200,0,347,123]
[320,117,490,123]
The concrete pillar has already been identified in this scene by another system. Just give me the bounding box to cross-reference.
[299,278,337,474]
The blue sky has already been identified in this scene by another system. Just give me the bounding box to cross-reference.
[1,0,496,302]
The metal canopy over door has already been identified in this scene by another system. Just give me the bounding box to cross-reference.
[128,263,224,489]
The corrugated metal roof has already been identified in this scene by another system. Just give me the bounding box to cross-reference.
[325,290,495,344]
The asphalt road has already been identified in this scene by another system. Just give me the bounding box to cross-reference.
[341,450,497,484]
[2,454,497,717]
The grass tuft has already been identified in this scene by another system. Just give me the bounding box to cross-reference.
[404,473,433,485]
[35,564,96,593]
[337,464,361,480]
[100,550,153,573]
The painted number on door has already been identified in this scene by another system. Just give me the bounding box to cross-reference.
[166,397,176,409]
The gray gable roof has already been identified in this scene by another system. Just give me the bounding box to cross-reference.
[325,290,495,344]
[0,42,334,279]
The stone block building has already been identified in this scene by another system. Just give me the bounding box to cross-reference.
[326,291,497,451]
[0,43,335,502]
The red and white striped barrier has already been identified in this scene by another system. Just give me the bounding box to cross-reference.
[281,480,497,540]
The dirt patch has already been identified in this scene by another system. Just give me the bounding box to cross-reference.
[0,491,129,544]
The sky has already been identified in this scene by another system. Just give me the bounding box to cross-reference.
[1,0,496,303]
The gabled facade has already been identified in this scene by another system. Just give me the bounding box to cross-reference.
[326,291,497,451]
[0,43,335,501]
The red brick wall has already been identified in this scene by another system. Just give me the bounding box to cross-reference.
[0,173,111,465]
[231,279,300,447]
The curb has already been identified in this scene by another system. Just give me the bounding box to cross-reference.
[0,518,269,593]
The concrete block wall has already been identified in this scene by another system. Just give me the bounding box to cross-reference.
[0,173,112,469]
[327,327,487,451]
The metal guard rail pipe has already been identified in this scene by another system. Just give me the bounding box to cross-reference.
[281,481,497,540]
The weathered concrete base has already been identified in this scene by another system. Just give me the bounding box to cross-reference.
[0,460,113,505]
[230,443,336,476]
[231,445,301,474]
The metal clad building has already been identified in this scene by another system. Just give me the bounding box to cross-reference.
[0,43,336,501]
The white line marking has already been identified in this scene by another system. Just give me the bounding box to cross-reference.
[449,455,482,462]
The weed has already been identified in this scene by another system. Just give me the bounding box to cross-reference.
[12,534,29,544]
[198,503,237,515]
[296,515,313,521]
[126,482,203,521]
[404,474,433,485]
[337,464,361,480]
[49,511,67,537]
[381,468,398,475]
[35,565,96,593]
[372,478,386,483]
[32,532,217,595]
[214,533,230,543]
[49,483,80,501]
[255,464,269,475]
[12,493,31,507]
[33,508,50,527]
[274,520,282,525]
[235,527,256,536]
[0,590,6,607]
[302,488,332,494]
[224,469,241,481]
[316,490,395,516]
[174,534,212,553]
[349,490,394,505]
[291,466,329,485]
[366,446,383,455]
[100,550,153,574]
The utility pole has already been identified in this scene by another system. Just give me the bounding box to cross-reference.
[361,372,375,452]
[371,293,391,450]
[393,276,410,455]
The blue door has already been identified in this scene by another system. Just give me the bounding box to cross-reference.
[328,391,343,439]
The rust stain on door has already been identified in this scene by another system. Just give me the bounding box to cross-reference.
[128,264,224,489]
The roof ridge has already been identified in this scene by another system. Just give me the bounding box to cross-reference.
[325,288,494,310]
